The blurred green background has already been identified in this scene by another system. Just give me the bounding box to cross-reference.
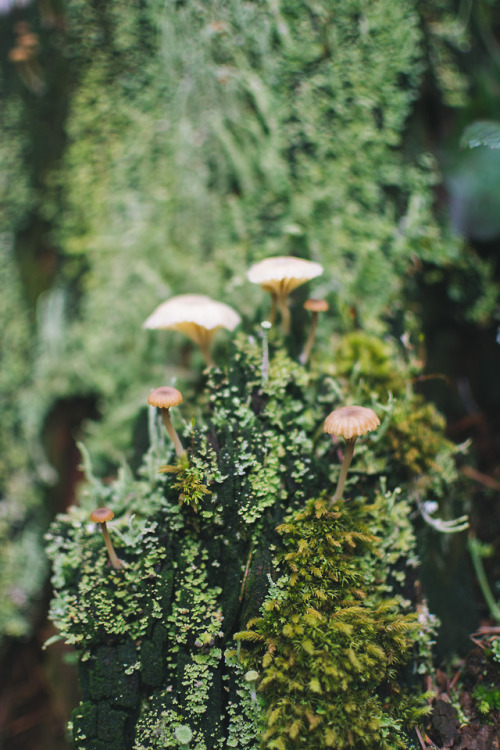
[0,0,499,747]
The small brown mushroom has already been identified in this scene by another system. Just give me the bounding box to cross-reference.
[324,405,380,505]
[247,256,323,334]
[148,386,185,458]
[300,298,329,365]
[90,507,123,570]
[7,43,44,93]
[19,32,39,47]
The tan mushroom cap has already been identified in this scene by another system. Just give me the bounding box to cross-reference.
[8,46,31,62]
[304,298,329,313]
[90,507,115,524]
[247,256,323,296]
[19,33,39,49]
[143,294,241,337]
[147,386,183,409]
[324,406,380,441]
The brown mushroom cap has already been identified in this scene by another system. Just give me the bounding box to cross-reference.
[19,33,39,49]
[324,406,380,440]
[90,507,115,524]
[147,386,183,409]
[247,256,323,297]
[304,298,329,313]
[8,46,31,63]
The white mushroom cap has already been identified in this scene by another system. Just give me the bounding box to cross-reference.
[144,294,240,332]
[247,256,323,296]
[247,256,323,333]
[143,294,241,366]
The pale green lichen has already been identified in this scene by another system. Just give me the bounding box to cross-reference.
[46,329,467,748]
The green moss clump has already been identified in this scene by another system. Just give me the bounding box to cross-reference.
[236,496,430,749]
[385,398,450,478]
[334,331,409,398]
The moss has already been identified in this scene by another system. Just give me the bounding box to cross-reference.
[26,0,480,472]
[2,0,496,652]
[236,496,430,749]
[385,397,456,480]
[334,331,409,398]
[45,329,465,747]
[28,1,487,744]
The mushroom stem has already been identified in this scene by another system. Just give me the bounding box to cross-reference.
[300,311,318,365]
[161,408,185,458]
[198,339,215,369]
[331,437,356,505]
[277,292,291,335]
[261,321,272,387]
[195,328,215,368]
[101,522,123,569]
[268,293,277,326]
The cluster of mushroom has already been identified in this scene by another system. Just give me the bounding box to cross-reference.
[90,399,380,566]
[142,255,328,367]
[90,257,378,566]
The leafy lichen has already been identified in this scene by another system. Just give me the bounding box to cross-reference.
[46,329,465,748]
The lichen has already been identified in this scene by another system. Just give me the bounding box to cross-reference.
[45,328,466,748]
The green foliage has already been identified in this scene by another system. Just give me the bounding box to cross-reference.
[0,20,66,644]
[30,0,474,469]
[45,329,465,748]
[472,683,500,717]
[159,457,212,514]
[1,0,496,651]
[0,158,46,641]
[385,397,449,478]
[460,120,500,151]
[334,331,409,398]
[2,0,491,744]
[47,337,329,748]
[236,496,430,749]
[492,637,500,664]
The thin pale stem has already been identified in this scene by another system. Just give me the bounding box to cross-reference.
[331,438,356,505]
[197,330,215,368]
[261,322,271,387]
[161,408,185,458]
[101,522,123,569]
[268,293,277,326]
[278,293,291,335]
[300,311,318,365]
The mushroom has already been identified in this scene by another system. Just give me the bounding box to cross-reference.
[90,507,123,570]
[147,386,185,458]
[7,42,43,94]
[324,405,380,505]
[247,256,323,334]
[244,670,260,702]
[143,294,241,368]
[300,298,329,365]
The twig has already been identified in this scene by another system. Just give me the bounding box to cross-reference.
[461,465,500,491]
[239,547,254,602]
[415,726,427,750]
